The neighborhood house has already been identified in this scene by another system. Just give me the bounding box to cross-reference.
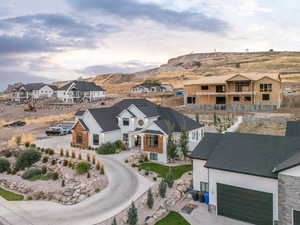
[184,73,282,111]
[191,121,300,225]
[57,80,105,103]
[131,82,173,94]
[73,99,204,163]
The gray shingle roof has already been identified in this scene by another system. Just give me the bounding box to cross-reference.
[18,83,58,91]
[75,110,85,116]
[285,121,300,137]
[59,81,105,91]
[193,132,300,179]
[78,119,89,131]
[88,108,120,132]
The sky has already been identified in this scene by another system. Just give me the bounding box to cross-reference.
[0,0,300,90]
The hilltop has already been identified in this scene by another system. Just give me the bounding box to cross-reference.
[83,51,300,93]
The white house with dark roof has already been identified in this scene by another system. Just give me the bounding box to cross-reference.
[57,80,105,103]
[131,82,173,94]
[72,99,204,163]
[191,122,300,225]
[12,83,57,102]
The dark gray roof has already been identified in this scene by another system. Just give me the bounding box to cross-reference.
[88,108,120,132]
[285,121,300,137]
[275,151,300,172]
[75,110,85,116]
[78,119,89,131]
[190,133,223,160]
[195,133,300,179]
[132,83,162,89]
[19,83,45,91]
[59,81,105,91]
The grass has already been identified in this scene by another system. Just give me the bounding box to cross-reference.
[0,188,24,201]
[155,211,190,225]
[138,162,192,180]
[28,172,54,181]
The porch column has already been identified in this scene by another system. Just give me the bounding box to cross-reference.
[141,134,144,150]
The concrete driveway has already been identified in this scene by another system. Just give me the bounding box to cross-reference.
[180,202,252,225]
[0,136,153,225]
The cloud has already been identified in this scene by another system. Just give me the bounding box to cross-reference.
[0,13,120,54]
[68,0,229,33]
[78,60,159,75]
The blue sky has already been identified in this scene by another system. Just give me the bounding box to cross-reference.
[0,0,299,90]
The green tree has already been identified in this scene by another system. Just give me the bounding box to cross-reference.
[159,179,167,198]
[165,167,174,188]
[166,122,177,162]
[76,161,91,174]
[147,188,154,209]
[15,149,41,170]
[0,158,10,173]
[179,128,189,161]
[15,136,22,146]
[112,217,117,225]
[127,202,138,225]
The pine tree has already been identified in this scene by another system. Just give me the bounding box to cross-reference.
[159,179,167,198]
[127,202,138,225]
[147,189,154,209]
[165,167,174,188]
[111,217,117,225]
[179,128,189,161]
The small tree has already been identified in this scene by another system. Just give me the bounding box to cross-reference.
[87,154,91,162]
[179,128,189,161]
[100,165,105,175]
[78,153,82,160]
[15,136,22,146]
[166,122,177,162]
[60,149,64,157]
[61,179,65,187]
[71,151,75,159]
[76,161,91,174]
[96,162,101,170]
[112,217,117,225]
[147,188,154,209]
[127,202,138,225]
[66,150,69,158]
[159,179,167,198]
[195,113,200,123]
[92,155,96,164]
[165,167,174,188]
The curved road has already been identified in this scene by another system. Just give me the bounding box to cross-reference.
[0,136,153,225]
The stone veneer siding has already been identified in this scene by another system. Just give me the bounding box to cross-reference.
[278,174,300,225]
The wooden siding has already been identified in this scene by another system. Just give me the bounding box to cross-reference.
[72,121,89,148]
[143,134,164,153]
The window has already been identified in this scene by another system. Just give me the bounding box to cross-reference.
[235,81,249,92]
[233,96,240,102]
[76,133,83,144]
[149,153,158,160]
[138,120,144,126]
[201,86,209,90]
[187,96,196,104]
[216,85,226,93]
[192,131,199,140]
[244,96,251,102]
[123,118,130,126]
[200,182,209,192]
[148,135,159,147]
[93,134,99,145]
[123,134,129,145]
[260,84,272,92]
[262,94,270,101]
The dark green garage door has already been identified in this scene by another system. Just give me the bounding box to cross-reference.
[217,183,273,225]
[294,210,300,225]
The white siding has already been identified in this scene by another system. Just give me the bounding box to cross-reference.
[193,159,208,191]
[209,168,278,220]
[103,130,122,144]
[188,127,204,152]
[279,165,300,177]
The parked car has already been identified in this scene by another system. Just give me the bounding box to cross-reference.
[3,121,26,127]
[45,126,68,136]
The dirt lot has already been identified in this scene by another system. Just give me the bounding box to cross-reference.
[236,122,287,136]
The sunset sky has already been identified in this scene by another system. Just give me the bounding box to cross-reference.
[0,0,299,90]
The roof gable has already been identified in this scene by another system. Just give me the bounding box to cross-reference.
[227,74,251,81]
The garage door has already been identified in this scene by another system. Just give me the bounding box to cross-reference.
[294,210,300,225]
[217,183,273,225]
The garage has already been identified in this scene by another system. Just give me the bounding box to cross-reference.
[294,210,300,225]
[217,183,273,225]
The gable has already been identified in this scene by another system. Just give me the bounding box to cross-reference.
[127,104,147,118]
[73,121,88,131]
[227,74,251,82]
[40,85,53,92]
[255,76,280,84]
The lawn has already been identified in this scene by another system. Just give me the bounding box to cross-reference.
[0,188,24,201]
[155,211,190,225]
[138,162,192,180]
[28,172,54,181]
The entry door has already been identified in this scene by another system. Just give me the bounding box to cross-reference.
[294,210,300,225]
[217,183,273,225]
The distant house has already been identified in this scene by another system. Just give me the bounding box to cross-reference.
[56,81,105,103]
[191,121,300,225]
[12,83,57,102]
[72,99,204,163]
[131,82,173,94]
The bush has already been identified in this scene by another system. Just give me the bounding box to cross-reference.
[165,167,174,188]
[96,142,117,155]
[51,160,56,166]
[21,168,42,180]
[3,150,12,158]
[147,189,154,209]
[76,161,91,174]
[15,149,41,170]
[87,172,90,178]
[71,151,75,159]
[100,165,105,175]
[30,143,36,148]
[25,142,31,148]
[41,166,47,174]
[114,140,126,150]
[0,158,10,173]
[63,160,68,167]
[159,180,167,198]
[61,179,65,187]
[42,156,49,163]
[60,149,64,157]
[52,172,59,180]
[96,162,101,170]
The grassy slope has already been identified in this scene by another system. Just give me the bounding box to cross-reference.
[0,188,24,201]
[138,162,192,180]
[155,211,190,225]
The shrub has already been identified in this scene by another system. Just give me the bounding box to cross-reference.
[30,143,36,148]
[165,167,174,188]
[48,149,54,155]
[52,172,59,180]
[15,136,22,146]
[125,159,129,163]
[96,162,101,170]
[66,150,69,158]
[21,168,42,180]
[6,167,11,174]
[63,160,68,167]
[131,163,137,168]
[76,161,91,174]
[0,158,10,173]
[41,166,47,174]
[92,156,96,165]
[78,153,82,160]
[145,169,149,176]
[100,165,105,175]
[60,149,64,157]
[42,156,49,163]
[71,151,75,159]
[25,142,31,148]
[61,179,65,187]
[3,150,12,158]
[127,202,138,225]
[27,195,33,200]
[87,154,91,162]
[87,172,90,178]
[153,177,157,181]
[147,189,154,209]
[51,160,56,166]
[15,149,41,170]
[95,188,100,193]
[144,155,149,162]
[159,180,167,198]
[114,140,126,150]
[11,168,17,175]
[96,142,117,155]
[68,161,73,168]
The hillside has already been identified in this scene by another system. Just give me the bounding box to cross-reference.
[82,51,300,94]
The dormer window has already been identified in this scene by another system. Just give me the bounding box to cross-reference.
[123,118,130,126]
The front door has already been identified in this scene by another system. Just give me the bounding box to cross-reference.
[135,135,141,147]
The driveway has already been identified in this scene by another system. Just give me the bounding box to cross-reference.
[0,136,153,225]
[180,201,252,225]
